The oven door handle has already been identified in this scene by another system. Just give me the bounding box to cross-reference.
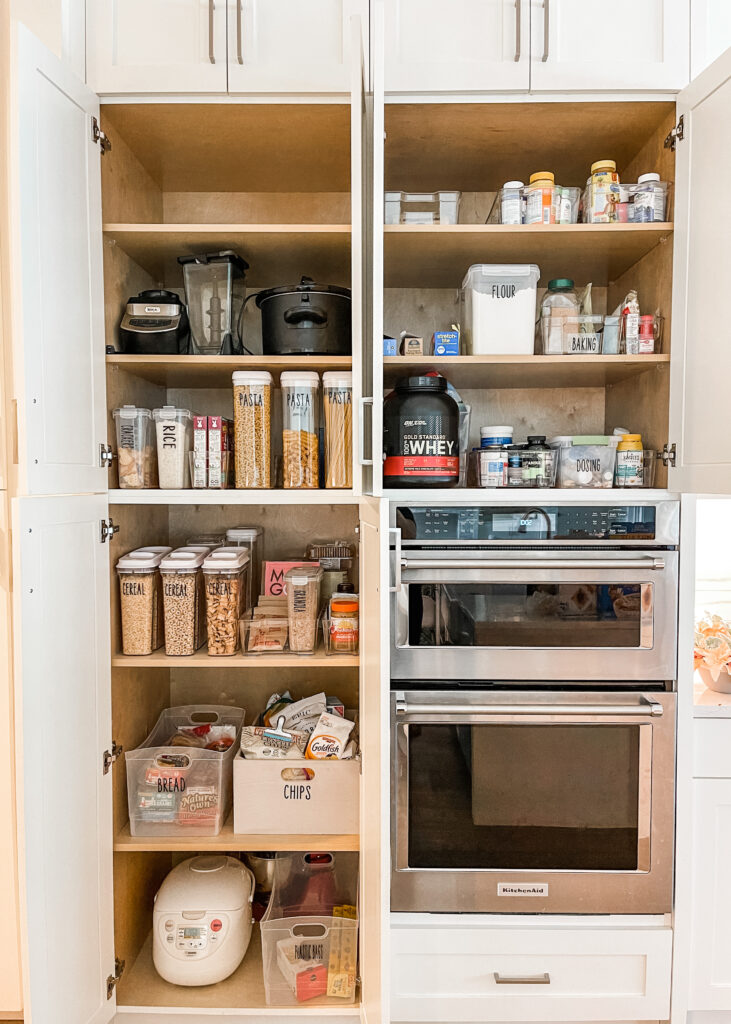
[400,556,665,571]
[395,696,664,717]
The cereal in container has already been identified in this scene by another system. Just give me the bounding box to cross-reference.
[113,405,158,488]
[202,548,249,655]
[116,547,172,655]
[160,546,210,656]
[232,370,272,488]
[281,371,320,488]
[322,371,353,489]
[285,565,323,653]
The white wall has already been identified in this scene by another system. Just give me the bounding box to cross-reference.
[695,499,731,622]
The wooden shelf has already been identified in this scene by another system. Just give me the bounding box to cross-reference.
[112,646,358,668]
[382,487,675,503]
[107,353,353,388]
[118,927,360,1014]
[383,223,673,288]
[109,489,360,505]
[114,818,359,853]
[383,354,670,390]
[104,223,351,284]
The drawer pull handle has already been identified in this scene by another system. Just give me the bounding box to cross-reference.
[494,972,551,985]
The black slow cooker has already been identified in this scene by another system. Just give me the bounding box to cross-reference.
[255,276,351,356]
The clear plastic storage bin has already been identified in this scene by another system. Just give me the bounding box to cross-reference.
[125,705,245,836]
[113,405,157,488]
[116,546,172,655]
[539,314,605,355]
[488,185,580,224]
[385,190,460,225]
[461,264,540,355]
[581,180,670,223]
[467,447,557,488]
[549,435,620,488]
[203,548,249,655]
[153,406,192,488]
[160,547,209,656]
[261,852,359,1006]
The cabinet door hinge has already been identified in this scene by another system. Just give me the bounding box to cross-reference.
[91,116,112,154]
[99,443,114,469]
[100,518,119,544]
[106,957,125,999]
[103,741,123,775]
[661,442,677,467]
[664,115,684,150]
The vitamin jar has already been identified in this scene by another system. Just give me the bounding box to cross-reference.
[383,375,460,488]
[616,434,644,487]
[525,171,555,225]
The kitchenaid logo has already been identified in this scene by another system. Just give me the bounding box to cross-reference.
[497,883,548,897]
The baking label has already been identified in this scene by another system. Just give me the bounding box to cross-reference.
[497,882,548,897]
[383,455,459,477]
[567,333,600,354]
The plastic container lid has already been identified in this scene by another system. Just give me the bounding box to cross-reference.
[503,180,524,189]
[153,406,192,421]
[226,527,263,543]
[619,433,642,442]
[481,426,514,437]
[232,370,273,386]
[591,160,617,174]
[331,593,359,613]
[160,547,208,572]
[549,435,619,447]
[462,264,541,286]
[322,371,353,387]
[202,547,250,574]
[116,546,173,572]
[529,171,555,184]
[279,370,320,387]
[186,534,225,546]
[284,565,323,586]
[114,405,151,420]
[638,172,660,184]
[394,374,449,393]
[547,279,575,291]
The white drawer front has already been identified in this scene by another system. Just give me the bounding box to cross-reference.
[694,719,731,777]
[391,925,672,1022]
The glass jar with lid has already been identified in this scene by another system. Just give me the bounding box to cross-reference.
[539,279,580,355]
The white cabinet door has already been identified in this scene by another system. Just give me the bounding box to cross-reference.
[351,15,367,496]
[691,0,731,79]
[530,0,690,91]
[13,494,114,1024]
[384,0,530,94]
[370,3,385,495]
[690,779,731,1010]
[669,48,731,492]
[86,0,228,94]
[14,26,107,496]
[227,0,365,93]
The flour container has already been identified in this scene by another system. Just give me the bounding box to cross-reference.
[461,265,540,355]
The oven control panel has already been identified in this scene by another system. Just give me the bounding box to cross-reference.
[395,505,657,542]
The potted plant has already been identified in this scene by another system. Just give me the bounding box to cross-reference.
[695,613,731,693]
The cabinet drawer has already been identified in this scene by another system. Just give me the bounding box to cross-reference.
[694,719,731,777]
[391,924,672,1022]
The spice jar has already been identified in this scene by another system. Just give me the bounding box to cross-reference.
[226,526,263,610]
[281,370,320,489]
[322,371,353,489]
[113,406,157,488]
[160,546,209,656]
[232,370,272,488]
[153,406,192,489]
[328,585,359,654]
[615,434,644,487]
[285,565,323,654]
[202,548,249,656]
[116,546,172,655]
[525,171,556,225]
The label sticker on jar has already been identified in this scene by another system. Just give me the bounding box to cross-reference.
[567,333,600,354]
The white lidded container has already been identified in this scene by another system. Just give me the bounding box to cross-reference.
[160,546,210,656]
[280,370,320,489]
[153,406,192,489]
[153,855,255,986]
[461,264,540,355]
[116,546,173,655]
[202,547,250,655]
[226,526,264,609]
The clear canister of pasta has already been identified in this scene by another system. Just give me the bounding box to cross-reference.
[280,370,320,489]
[232,370,273,489]
[322,371,353,489]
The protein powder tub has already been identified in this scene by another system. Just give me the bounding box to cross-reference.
[383,375,460,488]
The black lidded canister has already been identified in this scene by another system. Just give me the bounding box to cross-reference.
[383,375,460,488]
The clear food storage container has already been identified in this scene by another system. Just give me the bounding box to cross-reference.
[153,406,192,489]
[202,548,250,655]
[125,705,245,837]
[285,565,323,654]
[549,435,620,488]
[619,313,664,354]
[113,405,157,488]
[461,264,540,355]
[385,190,460,225]
[160,547,209,656]
[281,371,320,489]
[240,616,289,655]
[226,526,264,609]
[488,184,580,225]
[186,533,225,547]
[116,546,172,655]
[540,314,605,355]
[324,588,359,655]
[261,851,359,1006]
[232,370,272,488]
[322,371,353,489]
[628,176,670,222]
[188,451,231,489]
[467,444,557,488]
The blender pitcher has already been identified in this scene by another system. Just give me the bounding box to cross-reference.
[178,250,248,355]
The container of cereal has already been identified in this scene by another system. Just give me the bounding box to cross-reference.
[116,546,172,655]
[232,370,272,489]
[113,405,157,488]
[226,526,264,610]
[202,548,250,656]
[285,565,323,654]
[281,371,320,489]
[153,406,192,489]
[322,371,353,489]
[549,435,620,488]
[160,546,210,656]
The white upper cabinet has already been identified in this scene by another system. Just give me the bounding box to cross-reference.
[228,0,366,93]
[13,26,107,496]
[383,0,530,93]
[669,46,731,493]
[691,0,731,78]
[86,0,228,94]
[530,0,690,92]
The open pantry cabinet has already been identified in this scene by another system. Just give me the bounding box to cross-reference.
[367,4,731,497]
[7,18,385,1024]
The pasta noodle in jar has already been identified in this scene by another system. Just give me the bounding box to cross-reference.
[280,371,320,489]
[322,371,353,489]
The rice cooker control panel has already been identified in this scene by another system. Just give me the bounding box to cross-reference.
[161,916,227,958]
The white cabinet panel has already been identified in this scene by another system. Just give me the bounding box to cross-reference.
[384,0,530,93]
[13,494,114,1024]
[530,0,690,91]
[227,0,365,93]
[14,26,107,496]
[86,0,228,94]
[669,47,731,492]
[691,0,731,78]
[690,780,731,1010]
[369,3,385,495]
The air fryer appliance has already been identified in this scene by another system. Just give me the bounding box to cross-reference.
[118,289,190,354]
[178,251,248,355]
[256,276,351,355]
[153,855,255,986]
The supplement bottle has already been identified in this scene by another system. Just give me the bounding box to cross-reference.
[383,375,460,488]
[616,434,644,487]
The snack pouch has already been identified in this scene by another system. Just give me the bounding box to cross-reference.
[240,724,308,759]
[305,711,355,760]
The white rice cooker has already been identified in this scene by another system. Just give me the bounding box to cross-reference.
[153,855,255,986]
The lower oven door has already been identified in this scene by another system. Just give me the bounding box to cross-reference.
[391,549,678,681]
[391,690,675,914]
